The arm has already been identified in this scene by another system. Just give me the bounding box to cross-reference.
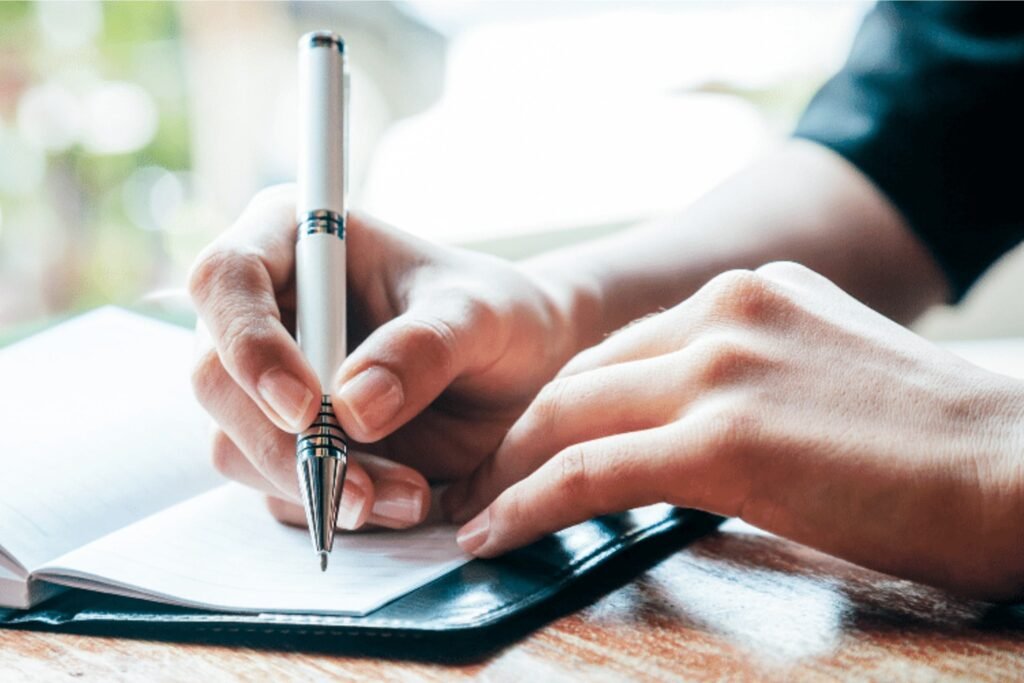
[524,139,949,356]
[445,2,1024,600]
[530,0,1024,349]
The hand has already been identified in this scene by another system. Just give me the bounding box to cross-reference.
[188,185,578,531]
[445,262,1024,600]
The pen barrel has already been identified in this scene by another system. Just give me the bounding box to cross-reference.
[297,32,347,219]
[295,30,348,563]
[296,230,346,388]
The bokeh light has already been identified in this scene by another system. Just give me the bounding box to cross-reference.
[122,166,186,233]
[0,126,46,196]
[82,82,159,156]
[16,82,82,152]
[0,0,874,334]
[35,0,103,51]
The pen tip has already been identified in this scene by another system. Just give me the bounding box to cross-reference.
[319,552,328,572]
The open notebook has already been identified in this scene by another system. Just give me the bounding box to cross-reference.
[0,308,469,615]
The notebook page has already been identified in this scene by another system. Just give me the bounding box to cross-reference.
[0,308,222,571]
[0,561,62,609]
[38,484,471,615]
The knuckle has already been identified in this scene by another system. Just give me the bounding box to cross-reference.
[209,429,236,477]
[188,247,264,306]
[400,315,460,375]
[453,292,500,333]
[701,398,762,457]
[691,335,776,387]
[703,268,756,300]
[531,377,574,430]
[191,345,226,406]
[704,269,790,325]
[558,444,591,501]
[188,247,232,302]
[187,247,222,303]
[499,490,525,527]
[220,317,276,382]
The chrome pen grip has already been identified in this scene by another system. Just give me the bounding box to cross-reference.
[297,394,348,458]
[296,395,348,555]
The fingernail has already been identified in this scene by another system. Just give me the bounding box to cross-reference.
[371,480,426,527]
[336,366,404,436]
[457,509,490,555]
[337,482,368,530]
[257,368,314,432]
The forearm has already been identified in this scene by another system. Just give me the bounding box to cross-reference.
[523,139,950,352]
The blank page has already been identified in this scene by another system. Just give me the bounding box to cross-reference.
[38,484,471,615]
[0,308,222,571]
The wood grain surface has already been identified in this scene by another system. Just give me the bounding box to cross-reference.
[2,519,1022,682]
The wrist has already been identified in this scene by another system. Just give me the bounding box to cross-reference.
[991,383,1024,600]
[953,376,1024,601]
[518,256,605,363]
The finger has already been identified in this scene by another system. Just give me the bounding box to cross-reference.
[443,354,688,523]
[456,427,678,557]
[266,452,430,530]
[213,424,428,530]
[193,329,306,494]
[188,185,320,433]
[558,269,787,379]
[332,297,502,443]
[267,496,376,532]
[210,423,376,530]
[557,311,680,379]
[195,331,383,526]
[355,451,431,528]
[210,426,293,499]
[266,496,309,527]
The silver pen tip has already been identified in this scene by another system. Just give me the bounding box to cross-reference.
[319,551,329,572]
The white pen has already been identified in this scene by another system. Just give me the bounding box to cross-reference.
[295,30,349,572]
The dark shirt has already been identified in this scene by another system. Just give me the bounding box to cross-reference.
[794,1,1024,301]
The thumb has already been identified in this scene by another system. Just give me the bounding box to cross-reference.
[331,296,502,443]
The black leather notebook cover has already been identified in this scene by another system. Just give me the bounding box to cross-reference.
[1,505,723,655]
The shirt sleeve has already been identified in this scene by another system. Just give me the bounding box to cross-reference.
[794,1,1024,301]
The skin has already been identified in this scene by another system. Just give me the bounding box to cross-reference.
[189,185,581,529]
[188,140,1024,600]
[446,262,1024,600]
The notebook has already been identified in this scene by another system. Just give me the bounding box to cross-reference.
[4,309,1020,644]
[0,307,470,615]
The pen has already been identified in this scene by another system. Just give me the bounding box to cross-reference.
[295,30,349,571]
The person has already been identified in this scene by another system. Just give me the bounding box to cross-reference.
[188,2,1024,601]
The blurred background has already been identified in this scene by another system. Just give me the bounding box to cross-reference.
[1,0,1023,339]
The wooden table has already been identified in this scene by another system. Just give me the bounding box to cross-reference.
[3,519,1022,681]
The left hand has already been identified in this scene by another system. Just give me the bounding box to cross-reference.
[443,262,1024,600]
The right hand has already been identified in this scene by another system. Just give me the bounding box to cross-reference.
[188,185,579,531]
